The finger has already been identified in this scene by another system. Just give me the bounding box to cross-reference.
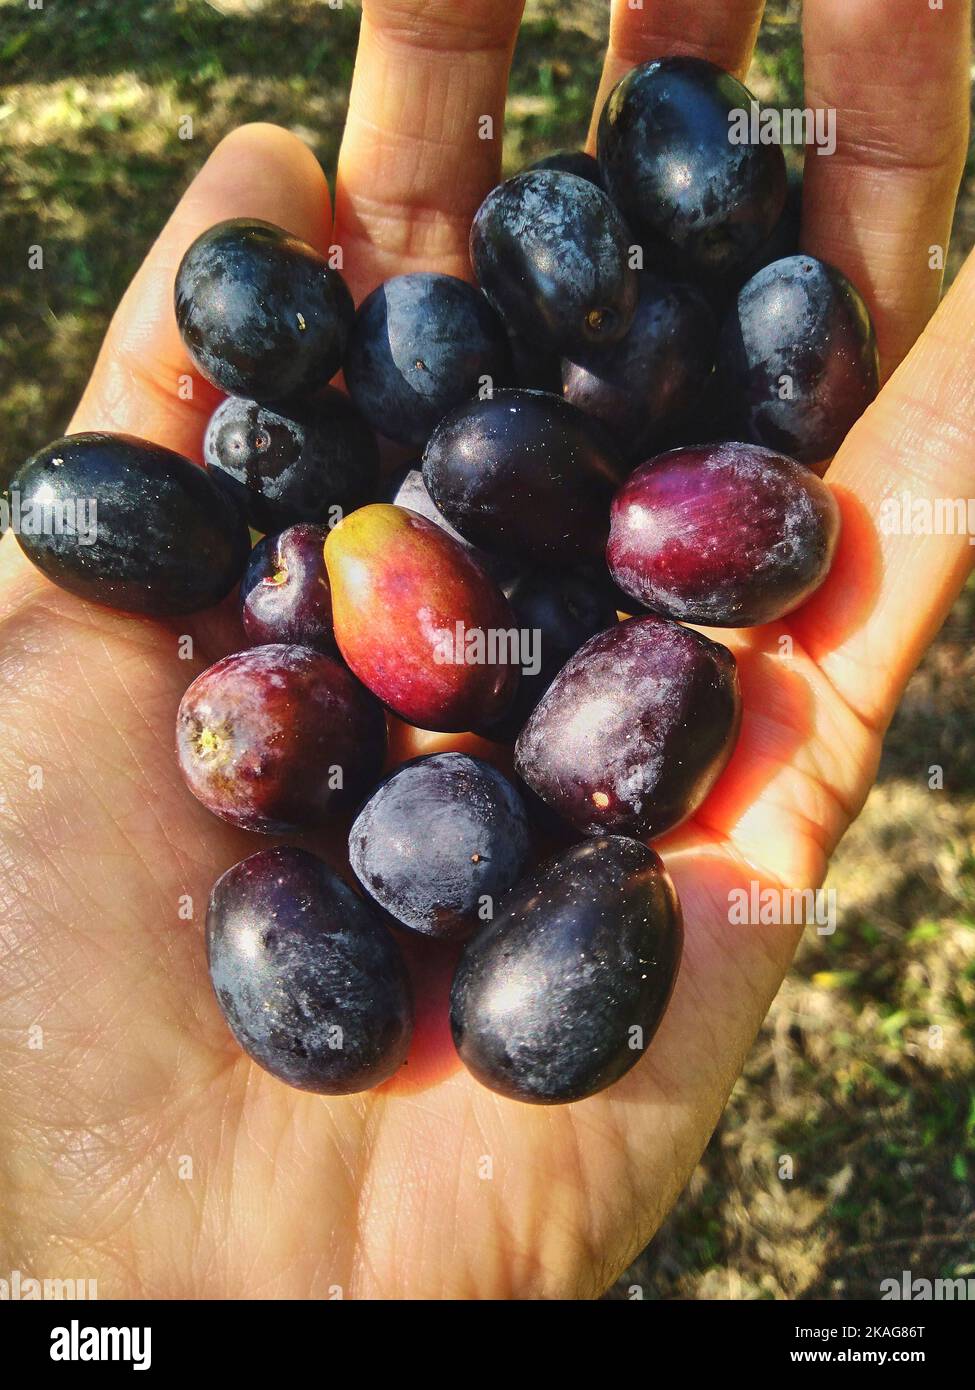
[332,0,525,300]
[70,123,333,460]
[801,0,971,378]
[790,246,975,731]
[586,0,767,149]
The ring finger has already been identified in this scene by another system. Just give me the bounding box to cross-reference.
[801,0,971,379]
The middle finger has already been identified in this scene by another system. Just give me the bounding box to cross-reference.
[587,0,767,148]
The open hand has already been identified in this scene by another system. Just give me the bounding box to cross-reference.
[0,0,971,1298]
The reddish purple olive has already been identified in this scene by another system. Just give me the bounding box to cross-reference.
[240,524,334,651]
[514,615,741,838]
[176,644,386,833]
[607,442,841,626]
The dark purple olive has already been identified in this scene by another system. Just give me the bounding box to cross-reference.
[479,567,620,743]
[10,432,250,616]
[344,272,511,448]
[514,615,741,838]
[597,57,786,277]
[470,170,638,356]
[422,389,626,566]
[240,524,334,650]
[450,836,683,1103]
[207,847,412,1094]
[719,254,879,464]
[723,165,803,300]
[203,388,379,533]
[176,644,386,833]
[383,465,520,587]
[349,753,532,941]
[522,150,605,189]
[607,442,841,626]
[561,274,718,462]
[174,218,354,402]
[506,330,563,394]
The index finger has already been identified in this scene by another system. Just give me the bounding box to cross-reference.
[69,123,333,460]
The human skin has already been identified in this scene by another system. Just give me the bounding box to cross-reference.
[0,0,972,1298]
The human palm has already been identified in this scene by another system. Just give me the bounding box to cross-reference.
[1,0,972,1299]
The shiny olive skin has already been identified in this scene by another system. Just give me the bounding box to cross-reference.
[597,57,786,277]
[514,614,741,838]
[607,442,841,626]
[10,432,250,616]
[470,170,638,356]
[203,388,379,533]
[422,390,626,566]
[719,254,880,465]
[174,218,354,402]
[450,836,683,1104]
[522,150,605,189]
[239,524,334,651]
[207,847,413,1095]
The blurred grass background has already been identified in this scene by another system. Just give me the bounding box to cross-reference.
[1,0,973,1299]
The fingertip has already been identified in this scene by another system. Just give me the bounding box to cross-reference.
[179,122,333,253]
[70,122,335,448]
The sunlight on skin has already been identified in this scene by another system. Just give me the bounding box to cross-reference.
[0,0,972,1298]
